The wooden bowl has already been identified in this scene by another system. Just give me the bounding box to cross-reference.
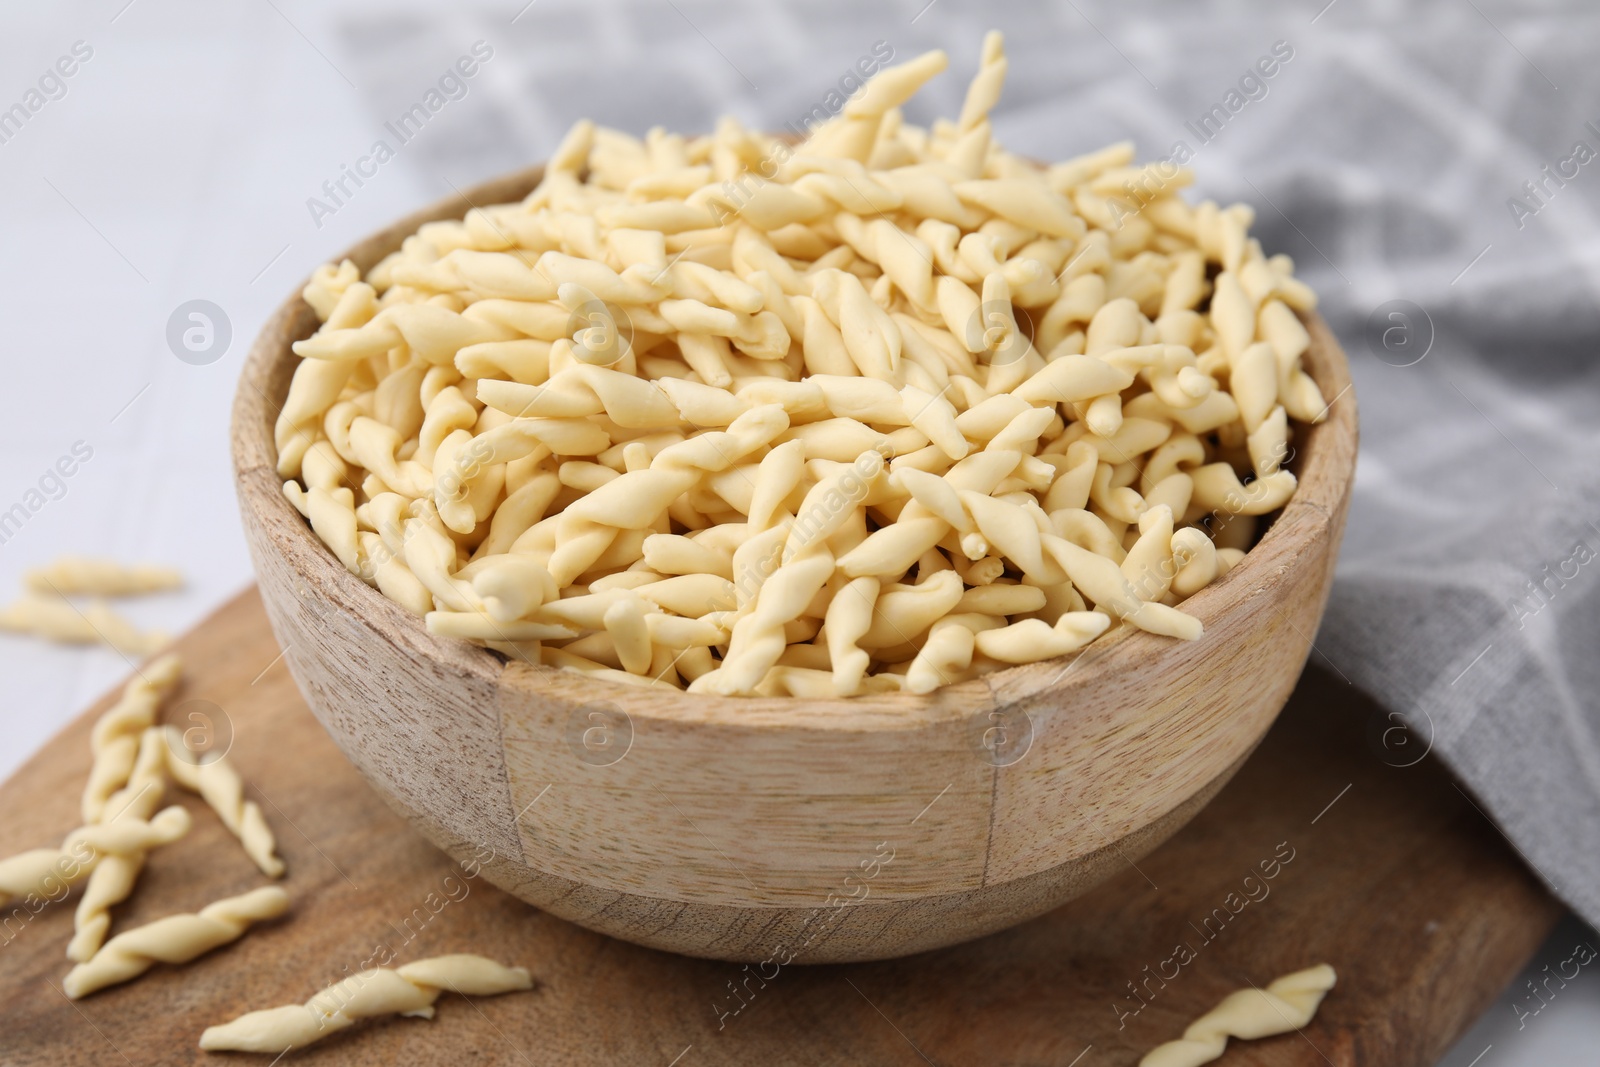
[232,164,1358,963]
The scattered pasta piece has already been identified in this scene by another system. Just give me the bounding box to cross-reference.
[0,596,168,657]
[62,885,290,999]
[69,728,176,961]
[162,727,285,878]
[1140,964,1337,1067]
[277,30,1323,696]
[198,954,534,1052]
[24,557,184,597]
[82,655,184,823]
[0,846,89,908]
[0,807,190,909]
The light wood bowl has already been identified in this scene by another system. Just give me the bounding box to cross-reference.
[232,164,1357,963]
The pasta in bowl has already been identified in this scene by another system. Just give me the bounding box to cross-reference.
[234,33,1355,961]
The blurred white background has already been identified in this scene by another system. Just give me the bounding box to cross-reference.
[0,1,1595,1062]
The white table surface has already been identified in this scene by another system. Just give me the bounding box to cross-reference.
[0,2,1592,1062]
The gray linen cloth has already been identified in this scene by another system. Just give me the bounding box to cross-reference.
[336,0,1600,926]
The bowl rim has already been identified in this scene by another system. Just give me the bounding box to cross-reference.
[232,161,1358,731]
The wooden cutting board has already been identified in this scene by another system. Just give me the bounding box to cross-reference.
[0,588,1560,1066]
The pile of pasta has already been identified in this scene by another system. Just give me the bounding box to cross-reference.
[0,656,288,999]
[0,654,534,1047]
[276,32,1326,698]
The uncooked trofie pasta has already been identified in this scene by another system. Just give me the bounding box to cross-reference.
[162,726,285,879]
[276,31,1325,697]
[24,557,184,597]
[0,655,286,970]
[0,596,169,657]
[1140,963,1337,1067]
[62,885,290,998]
[197,954,534,1052]
[0,807,190,910]
[69,729,180,962]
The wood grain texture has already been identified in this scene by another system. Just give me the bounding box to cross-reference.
[231,164,1360,961]
[0,590,1559,1065]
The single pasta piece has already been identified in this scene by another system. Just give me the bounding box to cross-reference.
[62,885,290,998]
[24,557,184,597]
[198,954,535,1053]
[0,846,92,908]
[1140,964,1337,1067]
[0,596,169,657]
[162,726,285,878]
[0,807,190,909]
[82,655,184,824]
